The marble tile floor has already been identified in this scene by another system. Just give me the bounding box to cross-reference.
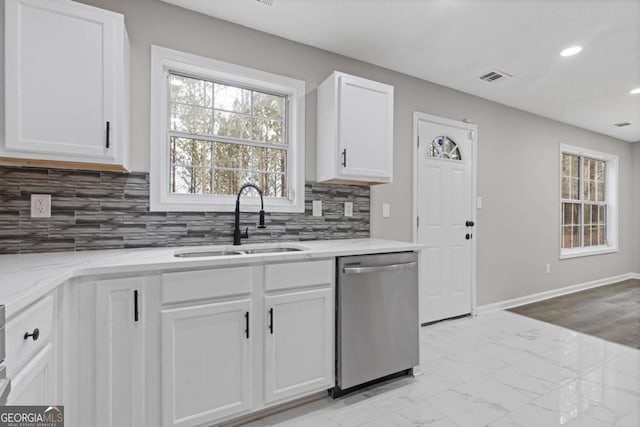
[237,310,640,427]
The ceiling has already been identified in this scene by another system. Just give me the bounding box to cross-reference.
[161,0,640,142]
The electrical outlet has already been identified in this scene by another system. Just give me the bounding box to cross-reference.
[344,202,353,217]
[382,203,390,218]
[312,200,322,217]
[31,194,51,218]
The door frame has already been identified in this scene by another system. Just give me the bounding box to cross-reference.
[412,111,478,319]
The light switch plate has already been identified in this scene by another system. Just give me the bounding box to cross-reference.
[312,200,322,217]
[344,202,353,217]
[31,194,51,218]
[382,203,390,218]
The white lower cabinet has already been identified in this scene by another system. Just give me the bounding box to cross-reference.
[264,288,334,404]
[7,343,56,405]
[65,259,334,427]
[94,277,146,427]
[161,299,252,427]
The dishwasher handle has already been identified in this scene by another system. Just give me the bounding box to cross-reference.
[343,261,417,275]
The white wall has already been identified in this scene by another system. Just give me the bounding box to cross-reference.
[1,0,637,305]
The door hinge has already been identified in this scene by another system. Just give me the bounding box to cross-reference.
[417,136,420,148]
[417,216,420,228]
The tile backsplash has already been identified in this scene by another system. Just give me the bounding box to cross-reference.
[0,166,370,254]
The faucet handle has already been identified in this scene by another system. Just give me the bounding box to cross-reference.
[241,227,249,238]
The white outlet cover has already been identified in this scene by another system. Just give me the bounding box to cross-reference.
[344,202,353,217]
[31,194,51,218]
[382,203,390,218]
[312,200,322,217]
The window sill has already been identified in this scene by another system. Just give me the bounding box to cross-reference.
[150,193,304,213]
[560,246,618,260]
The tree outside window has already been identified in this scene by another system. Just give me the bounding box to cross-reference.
[168,73,288,198]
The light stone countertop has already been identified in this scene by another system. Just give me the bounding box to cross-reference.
[0,238,422,318]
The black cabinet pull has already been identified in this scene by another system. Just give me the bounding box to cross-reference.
[268,308,274,334]
[244,312,250,339]
[466,220,475,227]
[465,233,472,240]
[341,149,347,167]
[134,290,139,322]
[24,328,39,341]
[106,121,111,149]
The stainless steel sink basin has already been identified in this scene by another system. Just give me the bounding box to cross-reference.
[240,247,304,254]
[174,246,305,258]
[174,250,243,258]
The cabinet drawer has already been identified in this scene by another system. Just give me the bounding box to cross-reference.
[265,260,334,292]
[162,267,253,304]
[6,295,54,375]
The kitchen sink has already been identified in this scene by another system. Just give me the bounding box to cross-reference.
[240,247,304,254]
[174,250,243,258]
[174,246,305,258]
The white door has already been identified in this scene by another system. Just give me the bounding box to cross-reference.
[416,114,475,324]
[338,74,393,180]
[7,343,56,405]
[95,278,145,427]
[161,299,252,427]
[263,288,333,404]
[5,0,117,160]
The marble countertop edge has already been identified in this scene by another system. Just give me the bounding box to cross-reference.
[0,238,423,318]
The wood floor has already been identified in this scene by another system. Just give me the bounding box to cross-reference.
[508,279,640,349]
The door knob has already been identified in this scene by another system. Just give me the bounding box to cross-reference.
[466,221,475,227]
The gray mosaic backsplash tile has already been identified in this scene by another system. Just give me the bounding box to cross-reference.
[0,166,370,254]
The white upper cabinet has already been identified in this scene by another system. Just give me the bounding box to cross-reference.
[317,71,394,184]
[3,0,130,169]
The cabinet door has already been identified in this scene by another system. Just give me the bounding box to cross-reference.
[161,300,252,427]
[7,343,56,405]
[264,288,334,404]
[5,0,120,161]
[337,74,393,181]
[95,278,145,427]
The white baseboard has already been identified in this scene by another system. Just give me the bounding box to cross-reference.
[475,272,638,314]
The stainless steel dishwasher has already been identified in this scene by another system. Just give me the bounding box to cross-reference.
[332,252,419,397]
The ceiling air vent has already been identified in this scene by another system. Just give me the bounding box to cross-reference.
[479,70,513,83]
[256,0,274,5]
[614,122,631,127]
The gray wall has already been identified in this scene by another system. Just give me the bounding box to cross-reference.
[2,0,637,304]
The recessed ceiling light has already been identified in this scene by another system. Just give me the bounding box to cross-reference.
[630,87,640,95]
[560,46,582,57]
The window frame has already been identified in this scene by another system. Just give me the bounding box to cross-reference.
[150,46,305,212]
[559,144,619,259]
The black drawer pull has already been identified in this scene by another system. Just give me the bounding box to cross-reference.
[268,308,274,334]
[134,290,139,322]
[106,121,111,149]
[244,312,250,339]
[24,328,39,341]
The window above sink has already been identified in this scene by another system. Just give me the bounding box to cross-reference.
[150,46,306,213]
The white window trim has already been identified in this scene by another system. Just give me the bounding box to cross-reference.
[559,144,619,259]
[149,46,305,212]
